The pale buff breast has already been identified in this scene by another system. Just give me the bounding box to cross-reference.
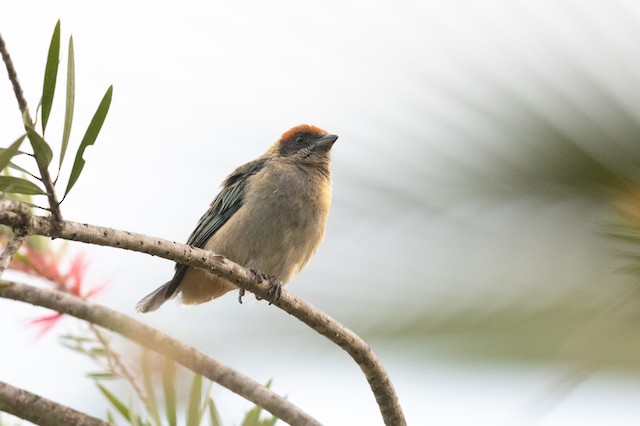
[179,163,331,305]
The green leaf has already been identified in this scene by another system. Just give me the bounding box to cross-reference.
[7,161,35,177]
[162,357,177,426]
[241,405,262,426]
[60,35,75,170]
[89,347,107,357]
[87,372,116,380]
[0,135,26,172]
[25,125,53,167]
[186,374,203,426]
[265,417,278,426]
[207,399,222,426]
[64,85,112,198]
[59,333,97,343]
[42,20,61,132]
[0,147,26,158]
[141,350,161,426]
[97,383,131,421]
[241,380,278,426]
[0,176,45,195]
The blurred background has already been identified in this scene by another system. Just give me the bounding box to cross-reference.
[3,1,640,424]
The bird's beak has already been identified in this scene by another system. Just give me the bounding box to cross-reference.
[315,134,338,150]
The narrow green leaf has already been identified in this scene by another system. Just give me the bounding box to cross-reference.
[162,357,177,426]
[241,405,262,426]
[0,176,45,195]
[90,347,107,356]
[97,383,131,421]
[131,412,143,426]
[0,135,26,172]
[59,333,97,343]
[59,35,75,170]
[141,350,161,426]
[60,341,83,352]
[42,20,61,132]
[135,415,153,426]
[8,161,35,178]
[186,374,203,426]
[264,415,279,426]
[25,125,53,167]
[0,147,26,157]
[64,85,113,198]
[87,372,116,380]
[207,399,222,426]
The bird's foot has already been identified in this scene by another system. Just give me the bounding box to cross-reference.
[266,277,282,305]
[238,288,245,304]
[250,268,282,305]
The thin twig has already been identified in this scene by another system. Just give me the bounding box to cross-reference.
[0,280,321,426]
[90,324,149,406]
[0,232,25,276]
[0,32,63,224]
[0,380,110,426]
[0,34,30,121]
[0,200,30,277]
[0,199,406,426]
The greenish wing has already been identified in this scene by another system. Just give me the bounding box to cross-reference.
[167,159,266,291]
[186,158,265,248]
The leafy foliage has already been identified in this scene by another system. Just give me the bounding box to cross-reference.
[63,85,112,198]
[0,135,26,172]
[41,20,60,132]
[0,176,44,195]
[61,332,279,426]
[1,20,112,208]
[59,35,75,171]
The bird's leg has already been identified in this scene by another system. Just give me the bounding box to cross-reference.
[249,268,282,304]
[238,288,245,304]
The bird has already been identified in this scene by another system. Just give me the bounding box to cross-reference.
[136,124,338,313]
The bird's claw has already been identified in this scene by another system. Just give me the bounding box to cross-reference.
[266,277,282,305]
[250,268,282,305]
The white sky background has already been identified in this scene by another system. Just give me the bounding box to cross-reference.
[3,1,640,425]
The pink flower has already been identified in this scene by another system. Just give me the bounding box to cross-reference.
[25,312,63,339]
[4,236,107,336]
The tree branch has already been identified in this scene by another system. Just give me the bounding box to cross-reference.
[0,199,406,426]
[0,232,25,276]
[0,380,110,426]
[0,201,30,277]
[0,280,321,426]
[0,32,63,224]
[0,34,30,122]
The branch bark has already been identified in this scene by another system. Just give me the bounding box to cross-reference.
[0,380,110,426]
[0,232,25,275]
[0,199,406,426]
[0,280,321,426]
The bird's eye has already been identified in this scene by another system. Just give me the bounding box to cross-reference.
[295,136,304,144]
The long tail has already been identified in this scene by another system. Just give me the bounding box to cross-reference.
[136,280,178,313]
[136,280,175,314]
[136,266,188,313]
